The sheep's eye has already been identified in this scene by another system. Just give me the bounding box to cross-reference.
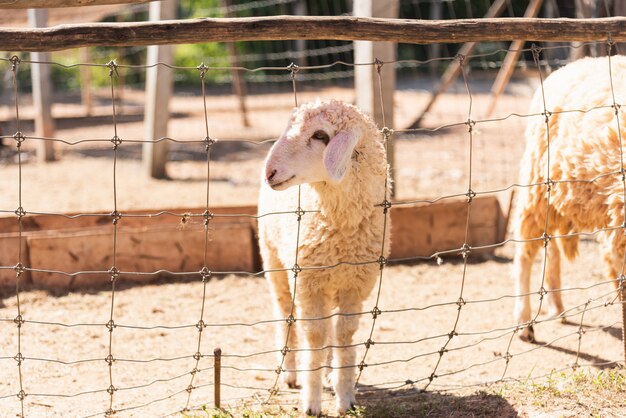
[311,130,330,145]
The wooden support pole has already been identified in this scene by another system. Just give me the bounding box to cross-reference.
[28,8,56,162]
[220,0,250,128]
[214,347,222,409]
[2,0,151,8]
[484,0,544,118]
[80,48,93,116]
[354,0,399,194]
[142,0,175,179]
[408,0,509,129]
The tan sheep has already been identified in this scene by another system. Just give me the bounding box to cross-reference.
[513,55,626,342]
[257,99,390,415]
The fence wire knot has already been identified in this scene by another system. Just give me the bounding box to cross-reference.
[204,136,216,151]
[106,60,118,77]
[14,263,25,277]
[9,55,21,71]
[405,379,415,385]
[531,44,543,62]
[364,338,374,349]
[106,319,116,332]
[618,274,626,289]
[268,387,279,396]
[17,390,26,401]
[196,320,206,331]
[190,367,199,376]
[538,287,548,299]
[203,210,214,225]
[104,408,115,417]
[542,110,552,124]
[465,118,476,132]
[381,127,393,142]
[186,384,194,394]
[374,58,384,73]
[105,354,115,365]
[504,352,513,363]
[275,366,283,375]
[545,178,554,193]
[358,361,367,371]
[110,211,121,225]
[381,199,392,214]
[456,297,466,308]
[291,264,302,274]
[438,347,447,357]
[13,131,25,147]
[378,256,388,269]
[286,315,296,326]
[280,346,290,356]
[294,207,305,220]
[13,314,24,328]
[454,53,466,65]
[541,233,551,247]
[466,189,476,203]
[108,267,120,282]
[371,306,382,319]
[197,63,209,79]
[193,351,202,361]
[287,62,299,75]
[110,135,122,149]
[461,244,471,260]
[200,267,212,282]
[14,352,24,365]
[107,385,116,395]
[613,103,621,116]
[428,372,436,382]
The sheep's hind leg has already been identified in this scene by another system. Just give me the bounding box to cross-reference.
[331,293,362,415]
[298,289,330,416]
[513,239,541,342]
[545,240,565,320]
[266,269,299,388]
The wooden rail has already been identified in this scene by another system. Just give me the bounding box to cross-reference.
[1,16,626,52]
[0,0,149,8]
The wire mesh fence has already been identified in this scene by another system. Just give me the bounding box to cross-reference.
[0,40,625,417]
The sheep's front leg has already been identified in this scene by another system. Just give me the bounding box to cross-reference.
[298,289,330,416]
[513,239,541,342]
[331,293,362,414]
[266,269,298,388]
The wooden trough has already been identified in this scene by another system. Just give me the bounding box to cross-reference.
[0,195,508,291]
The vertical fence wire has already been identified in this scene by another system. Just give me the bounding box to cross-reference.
[606,41,626,365]
[183,62,215,412]
[10,54,26,418]
[421,52,474,391]
[105,60,121,418]
[354,58,392,388]
[266,62,303,404]
[528,44,553,340]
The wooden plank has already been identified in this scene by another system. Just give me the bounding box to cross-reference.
[0,0,150,8]
[2,16,626,52]
[28,8,56,162]
[389,196,501,260]
[27,221,255,289]
[142,0,175,179]
[0,205,258,234]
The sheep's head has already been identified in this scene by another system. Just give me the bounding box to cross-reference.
[264,99,362,190]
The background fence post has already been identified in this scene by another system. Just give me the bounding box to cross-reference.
[353,0,399,194]
[28,8,56,162]
[142,0,176,179]
[214,347,222,410]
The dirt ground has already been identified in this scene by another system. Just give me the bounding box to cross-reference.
[0,76,625,417]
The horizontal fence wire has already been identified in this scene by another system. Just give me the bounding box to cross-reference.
[0,40,625,417]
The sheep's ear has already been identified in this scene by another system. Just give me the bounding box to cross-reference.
[323,129,359,182]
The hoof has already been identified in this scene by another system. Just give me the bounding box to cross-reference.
[519,325,536,343]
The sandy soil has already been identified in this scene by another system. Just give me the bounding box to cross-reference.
[0,77,624,417]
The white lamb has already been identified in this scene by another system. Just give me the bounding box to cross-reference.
[513,55,626,342]
[257,99,390,415]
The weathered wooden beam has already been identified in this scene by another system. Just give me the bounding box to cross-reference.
[0,0,150,8]
[2,16,626,52]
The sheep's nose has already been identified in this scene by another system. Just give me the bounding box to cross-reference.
[266,169,277,183]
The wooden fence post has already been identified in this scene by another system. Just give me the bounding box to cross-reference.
[28,8,55,162]
[214,347,222,409]
[353,0,399,194]
[142,0,175,179]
